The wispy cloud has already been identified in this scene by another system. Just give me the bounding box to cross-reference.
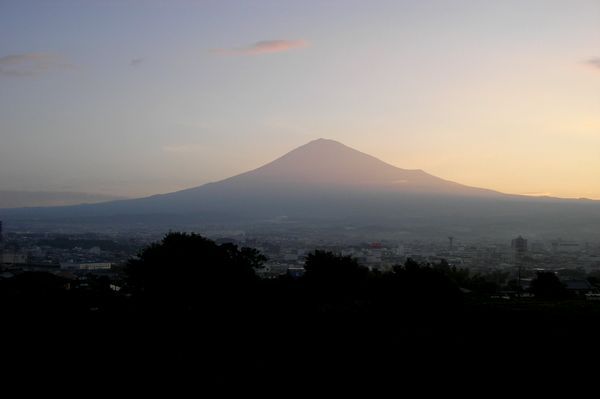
[0,53,72,77]
[130,57,144,67]
[587,58,600,70]
[520,192,554,197]
[212,40,309,56]
[162,143,208,153]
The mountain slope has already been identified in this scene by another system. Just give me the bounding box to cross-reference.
[1,138,599,238]
[178,139,500,194]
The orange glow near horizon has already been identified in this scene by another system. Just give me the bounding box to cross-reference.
[1,1,598,200]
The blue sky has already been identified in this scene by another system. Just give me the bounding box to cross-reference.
[1,0,599,198]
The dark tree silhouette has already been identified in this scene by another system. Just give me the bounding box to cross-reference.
[530,271,568,300]
[379,258,463,312]
[304,250,367,282]
[125,232,265,310]
[303,250,369,300]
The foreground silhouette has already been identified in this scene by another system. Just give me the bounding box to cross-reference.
[3,232,600,389]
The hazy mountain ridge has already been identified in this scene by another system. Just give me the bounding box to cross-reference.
[1,139,599,238]
[0,190,126,208]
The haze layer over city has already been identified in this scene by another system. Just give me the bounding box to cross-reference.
[1,0,600,388]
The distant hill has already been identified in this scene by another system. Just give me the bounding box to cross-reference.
[1,139,599,239]
[0,190,125,208]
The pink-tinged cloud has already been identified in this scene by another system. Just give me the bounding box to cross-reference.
[212,40,309,56]
[587,58,600,70]
[0,53,72,76]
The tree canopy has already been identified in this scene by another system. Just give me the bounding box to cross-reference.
[530,271,568,300]
[125,232,265,308]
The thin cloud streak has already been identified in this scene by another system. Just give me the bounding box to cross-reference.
[0,53,72,76]
[586,57,600,70]
[162,143,208,153]
[520,192,554,197]
[130,57,144,67]
[212,40,309,56]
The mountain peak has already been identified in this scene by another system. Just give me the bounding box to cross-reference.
[289,137,377,157]
[219,138,498,196]
[226,138,438,189]
[292,138,353,154]
[305,137,344,146]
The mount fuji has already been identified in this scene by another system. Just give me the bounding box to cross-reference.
[2,139,599,238]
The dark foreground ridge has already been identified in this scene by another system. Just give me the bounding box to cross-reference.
[3,232,600,389]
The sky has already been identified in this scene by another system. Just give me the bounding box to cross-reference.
[0,0,599,199]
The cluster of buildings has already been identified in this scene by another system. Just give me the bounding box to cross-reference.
[211,231,600,288]
[0,221,148,283]
[2,218,600,296]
